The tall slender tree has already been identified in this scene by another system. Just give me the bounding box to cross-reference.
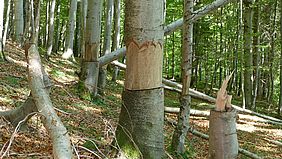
[62,0,77,59]
[115,0,165,158]
[46,0,56,57]
[98,0,114,95]
[0,0,4,57]
[279,0,282,116]
[171,0,193,153]
[243,0,253,109]
[14,0,24,44]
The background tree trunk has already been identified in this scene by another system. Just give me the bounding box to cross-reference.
[14,0,24,44]
[79,0,102,99]
[279,0,282,116]
[62,0,77,59]
[111,0,121,82]
[243,0,253,109]
[171,0,193,153]
[46,0,56,57]
[0,0,4,57]
[98,0,113,95]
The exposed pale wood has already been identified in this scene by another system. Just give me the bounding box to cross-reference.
[208,109,238,158]
[27,44,73,158]
[125,41,163,90]
[215,74,233,111]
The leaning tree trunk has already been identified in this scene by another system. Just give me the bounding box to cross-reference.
[171,0,193,153]
[98,0,113,95]
[14,0,24,44]
[46,0,56,57]
[62,0,77,59]
[243,0,253,109]
[115,0,165,158]
[79,0,102,99]
[27,44,73,158]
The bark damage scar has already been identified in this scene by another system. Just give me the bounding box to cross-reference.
[125,39,163,90]
[126,38,163,50]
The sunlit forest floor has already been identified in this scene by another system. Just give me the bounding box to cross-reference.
[0,42,281,158]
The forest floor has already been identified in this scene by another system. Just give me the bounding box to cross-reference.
[0,42,281,159]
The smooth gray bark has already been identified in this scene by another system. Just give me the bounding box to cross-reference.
[62,0,77,59]
[0,0,4,54]
[116,0,165,158]
[79,0,102,98]
[46,0,56,56]
[27,44,73,158]
[98,0,114,95]
[14,0,24,44]
[111,0,121,82]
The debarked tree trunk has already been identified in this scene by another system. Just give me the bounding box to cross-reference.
[208,109,238,159]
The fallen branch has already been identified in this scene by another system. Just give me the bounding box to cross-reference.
[262,138,282,147]
[162,78,282,124]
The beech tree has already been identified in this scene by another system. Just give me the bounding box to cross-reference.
[14,0,24,44]
[0,0,4,59]
[46,0,56,57]
[115,0,165,158]
[79,0,102,99]
[62,0,77,59]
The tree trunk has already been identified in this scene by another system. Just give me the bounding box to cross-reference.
[62,0,77,59]
[27,44,73,158]
[98,0,113,95]
[79,0,102,99]
[252,0,260,110]
[111,0,121,82]
[46,0,56,57]
[208,109,238,159]
[53,0,61,54]
[0,0,4,57]
[243,0,253,109]
[14,0,24,44]
[171,0,193,154]
[279,0,282,116]
[31,0,40,44]
[79,0,87,59]
[115,0,164,158]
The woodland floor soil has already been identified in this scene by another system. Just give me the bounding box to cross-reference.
[0,42,282,158]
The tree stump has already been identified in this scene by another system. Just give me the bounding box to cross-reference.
[208,73,238,159]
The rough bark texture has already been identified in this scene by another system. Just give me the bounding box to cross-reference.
[27,44,73,158]
[116,0,164,158]
[208,109,238,159]
[171,0,193,153]
[243,0,253,109]
[79,0,102,98]
[116,88,164,159]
